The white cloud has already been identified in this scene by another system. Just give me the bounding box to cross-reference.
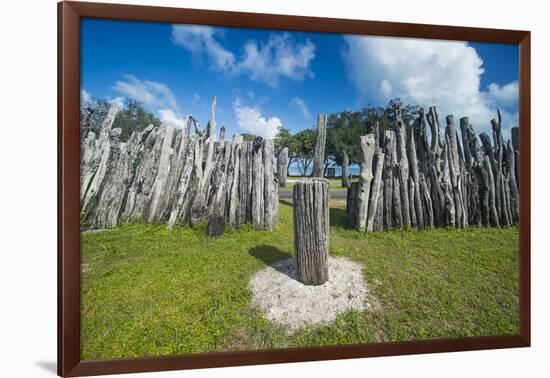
[289,97,311,119]
[171,25,315,87]
[113,75,179,111]
[171,25,237,74]
[112,75,191,129]
[233,98,282,139]
[486,81,519,108]
[158,108,187,129]
[81,88,92,103]
[342,35,519,137]
[238,34,315,87]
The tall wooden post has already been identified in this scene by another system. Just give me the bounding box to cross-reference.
[341,150,350,188]
[277,147,289,187]
[356,134,376,232]
[293,178,330,285]
[312,113,327,178]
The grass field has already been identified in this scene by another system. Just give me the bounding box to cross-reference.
[80,199,519,360]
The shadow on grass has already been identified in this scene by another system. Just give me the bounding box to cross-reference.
[249,245,296,279]
[279,199,293,207]
[330,207,350,228]
[249,245,292,266]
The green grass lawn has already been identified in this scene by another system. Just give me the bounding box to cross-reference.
[80,199,519,360]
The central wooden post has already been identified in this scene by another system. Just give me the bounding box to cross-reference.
[293,178,330,285]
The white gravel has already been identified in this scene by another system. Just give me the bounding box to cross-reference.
[249,256,372,333]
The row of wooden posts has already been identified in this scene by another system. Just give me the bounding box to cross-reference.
[80,97,278,232]
[339,107,520,232]
[290,106,521,286]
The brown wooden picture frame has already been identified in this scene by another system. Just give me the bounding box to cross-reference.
[58,1,531,376]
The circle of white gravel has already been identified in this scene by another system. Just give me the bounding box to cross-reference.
[250,256,371,333]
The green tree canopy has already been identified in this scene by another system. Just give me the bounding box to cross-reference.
[81,98,162,142]
[326,98,420,164]
[241,133,257,142]
[112,99,161,141]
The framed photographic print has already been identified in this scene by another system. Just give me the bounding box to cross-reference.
[58,1,530,376]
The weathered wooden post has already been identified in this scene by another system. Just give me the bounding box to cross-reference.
[341,150,350,188]
[356,134,376,232]
[367,150,384,231]
[251,136,265,229]
[206,213,224,237]
[277,147,289,188]
[311,113,327,178]
[293,178,330,285]
[346,182,359,228]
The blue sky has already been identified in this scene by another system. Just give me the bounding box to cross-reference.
[81,18,519,139]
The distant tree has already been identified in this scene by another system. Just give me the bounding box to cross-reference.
[80,98,111,132]
[112,99,161,141]
[326,111,364,165]
[326,98,421,165]
[274,127,294,154]
[274,127,317,177]
[241,133,257,142]
[293,129,317,176]
[81,97,162,142]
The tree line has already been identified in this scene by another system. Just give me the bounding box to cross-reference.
[274,98,420,182]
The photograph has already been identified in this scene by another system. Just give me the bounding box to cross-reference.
[78,17,521,361]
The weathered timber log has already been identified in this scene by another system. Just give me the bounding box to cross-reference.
[392,174,403,228]
[346,182,359,229]
[206,213,225,237]
[202,97,217,193]
[407,125,424,229]
[414,109,430,176]
[420,173,434,228]
[311,113,327,177]
[190,99,217,226]
[366,121,380,149]
[356,134,376,231]
[209,130,231,215]
[293,178,330,285]
[460,117,483,226]
[511,126,520,191]
[445,115,467,228]
[408,177,417,226]
[511,127,520,153]
[148,126,175,222]
[263,139,278,230]
[482,155,500,227]
[80,104,120,202]
[367,151,384,231]
[123,125,166,221]
[506,141,519,222]
[277,147,289,188]
[167,127,195,228]
[374,178,385,231]
[426,106,444,173]
[342,150,350,188]
[252,137,265,229]
[227,134,243,228]
[441,143,456,227]
[395,108,411,227]
[382,131,396,229]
